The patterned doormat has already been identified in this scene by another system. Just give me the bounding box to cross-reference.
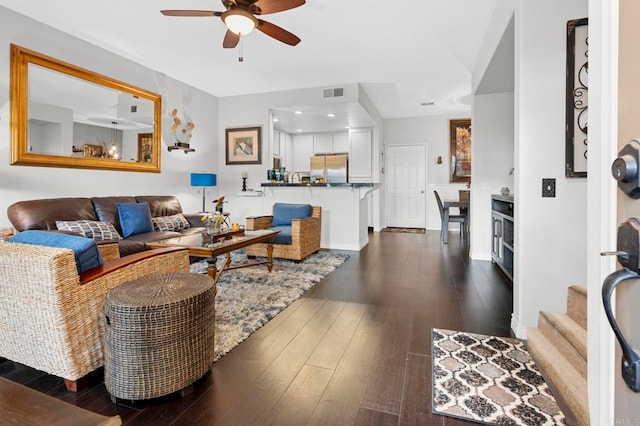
[432,328,566,425]
[381,227,425,234]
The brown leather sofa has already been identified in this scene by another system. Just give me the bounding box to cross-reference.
[7,195,204,256]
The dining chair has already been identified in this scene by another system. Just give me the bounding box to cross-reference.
[434,190,468,242]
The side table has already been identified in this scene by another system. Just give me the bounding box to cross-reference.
[104,272,215,402]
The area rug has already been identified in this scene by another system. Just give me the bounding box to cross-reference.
[381,227,425,234]
[432,328,566,425]
[190,250,349,361]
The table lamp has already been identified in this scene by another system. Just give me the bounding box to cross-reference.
[190,173,216,212]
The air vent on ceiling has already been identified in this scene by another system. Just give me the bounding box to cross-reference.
[322,86,345,99]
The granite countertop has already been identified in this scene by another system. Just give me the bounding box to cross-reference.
[261,182,379,188]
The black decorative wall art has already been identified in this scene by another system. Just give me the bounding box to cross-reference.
[566,18,588,178]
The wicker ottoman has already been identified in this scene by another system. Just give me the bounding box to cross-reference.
[104,273,215,401]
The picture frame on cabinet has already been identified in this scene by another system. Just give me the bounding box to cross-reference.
[449,118,472,183]
[137,133,153,163]
[225,126,262,165]
[83,144,103,158]
[565,17,588,178]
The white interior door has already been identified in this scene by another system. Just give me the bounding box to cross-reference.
[385,145,427,228]
[613,0,640,419]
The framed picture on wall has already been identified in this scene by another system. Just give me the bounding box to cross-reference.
[225,126,262,165]
[449,119,472,183]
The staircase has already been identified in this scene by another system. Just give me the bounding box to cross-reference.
[526,285,589,426]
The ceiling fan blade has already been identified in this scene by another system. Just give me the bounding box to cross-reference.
[223,30,241,48]
[253,0,305,15]
[161,10,220,17]
[256,19,300,46]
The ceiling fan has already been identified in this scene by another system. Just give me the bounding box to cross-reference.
[161,0,304,48]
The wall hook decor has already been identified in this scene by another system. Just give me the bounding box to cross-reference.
[168,109,196,153]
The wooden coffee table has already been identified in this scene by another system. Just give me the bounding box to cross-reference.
[147,229,279,283]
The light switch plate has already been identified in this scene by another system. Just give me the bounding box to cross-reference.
[542,178,556,197]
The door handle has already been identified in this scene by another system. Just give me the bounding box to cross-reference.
[601,217,640,392]
[602,268,640,392]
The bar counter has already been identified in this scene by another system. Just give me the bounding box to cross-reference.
[261,182,379,188]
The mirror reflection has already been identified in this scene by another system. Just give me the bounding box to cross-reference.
[11,44,162,173]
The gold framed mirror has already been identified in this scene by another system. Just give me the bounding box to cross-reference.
[10,44,162,173]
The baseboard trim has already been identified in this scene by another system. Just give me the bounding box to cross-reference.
[470,251,492,261]
[511,314,528,339]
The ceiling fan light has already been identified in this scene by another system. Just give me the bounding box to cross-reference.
[223,10,257,35]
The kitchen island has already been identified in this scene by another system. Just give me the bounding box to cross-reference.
[259,182,379,250]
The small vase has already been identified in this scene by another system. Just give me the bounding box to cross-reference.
[206,222,220,236]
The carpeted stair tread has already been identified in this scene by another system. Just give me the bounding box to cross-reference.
[527,327,589,426]
[538,311,587,379]
[567,285,587,330]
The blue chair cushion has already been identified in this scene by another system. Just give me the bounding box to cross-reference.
[8,230,104,273]
[117,202,153,238]
[270,225,292,245]
[272,203,312,227]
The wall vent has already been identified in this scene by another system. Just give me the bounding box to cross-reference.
[322,86,345,99]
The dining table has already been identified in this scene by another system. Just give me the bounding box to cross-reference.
[441,199,470,244]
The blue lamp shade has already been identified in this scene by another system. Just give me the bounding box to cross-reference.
[190,173,216,187]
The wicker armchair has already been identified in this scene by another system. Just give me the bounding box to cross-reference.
[245,205,321,261]
[0,241,190,391]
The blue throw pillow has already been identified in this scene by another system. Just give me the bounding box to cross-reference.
[272,203,312,227]
[117,202,153,238]
[8,230,103,273]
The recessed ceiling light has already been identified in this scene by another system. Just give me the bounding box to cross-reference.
[344,126,350,129]
[420,101,435,106]
[294,111,303,115]
[296,129,303,132]
[273,118,279,122]
[327,113,335,118]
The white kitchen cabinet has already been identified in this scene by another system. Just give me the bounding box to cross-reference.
[292,134,314,172]
[349,128,373,181]
[313,131,349,154]
[313,133,333,153]
[280,132,291,168]
[273,130,281,156]
[273,130,292,169]
[332,132,349,153]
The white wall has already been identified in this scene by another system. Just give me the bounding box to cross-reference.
[513,0,589,336]
[28,102,72,155]
[473,0,588,337]
[383,114,470,230]
[470,92,514,261]
[358,85,385,230]
[0,6,219,228]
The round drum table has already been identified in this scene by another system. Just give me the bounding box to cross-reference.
[104,272,215,402]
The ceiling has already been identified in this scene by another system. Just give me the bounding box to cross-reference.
[0,0,498,130]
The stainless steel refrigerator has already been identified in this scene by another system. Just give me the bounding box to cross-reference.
[310,154,348,183]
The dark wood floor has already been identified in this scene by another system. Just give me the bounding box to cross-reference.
[0,230,513,425]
